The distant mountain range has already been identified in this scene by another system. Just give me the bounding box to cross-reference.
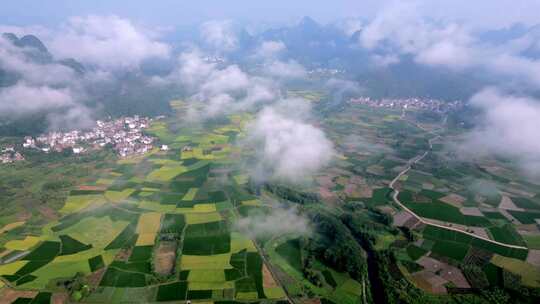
[0,33,85,88]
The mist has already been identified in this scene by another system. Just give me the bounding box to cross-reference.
[235,204,311,239]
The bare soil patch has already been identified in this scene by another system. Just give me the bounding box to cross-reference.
[393,211,414,227]
[526,250,540,267]
[440,194,466,208]
[115,247,132,262]
[0,289,38,304]
[78,185,107,191]
[38,205,59,221]
[499,196,523,211]
[86,268,106,288]
[154,241,177,275]
[262,264,278,288]
[52,292,69,304]
[459,207,484,217]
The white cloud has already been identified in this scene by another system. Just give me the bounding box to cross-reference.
[49,15,170,69]
[200,20,238,52]
[0,35,93,129]
[264,59,307,79]
[358,1,540,88]
[0,36,76,86]
[0,82,93,130]
[336,18,364,37]
[247,100,334,183]
[200,65,251,95]
[0,83,75,114]
[254,40,286,59]
[458,88,540,177]
[235,205,310,238]
[371,54,400,67]
[160,50,277,120]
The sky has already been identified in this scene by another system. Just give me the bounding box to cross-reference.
[1,0,540,29]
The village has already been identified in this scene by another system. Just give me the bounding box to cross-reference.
[0,146,24,164]
[349,96,464,114]
[0,116,159,164]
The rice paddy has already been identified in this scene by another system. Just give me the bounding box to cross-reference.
[0,114,285,303]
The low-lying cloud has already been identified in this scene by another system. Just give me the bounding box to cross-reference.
[200,20,239,52]
[247,100,334,183]
[49,15,171,69]
[235,205,310,238]
[457,88,540,177]
[154,49,277,120]
[358,1,540,89]
[0,34,94,129]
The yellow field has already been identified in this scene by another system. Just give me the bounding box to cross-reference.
[21,260,91,289]
[105,189,135,203]
[188,269,226,282]
[180,253,233,270]
[96,178,115,185]
[5,236,41,251]
[241,199,262,207]
[60,216,129,249]
[147,165,188,182]
[185,212,222,225]
[0,260,28,275]
[136,233,157,246]
[264,287,287,299]
[233,174,249,185]
[59,195,106,214]
[231,233,257,253]
[491,254,540,287]
[236,292,258,300]
[136,212,162,234]
[0,221,25,235]
[138,200,176,212]
[182,188,199,201]
[189,281,234,290]
[54,247,118,264]
[193,204,217,212]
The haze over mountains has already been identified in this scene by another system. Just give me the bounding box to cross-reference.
[1,8,540,178]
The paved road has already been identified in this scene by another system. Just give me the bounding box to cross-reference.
[389,115,528,251]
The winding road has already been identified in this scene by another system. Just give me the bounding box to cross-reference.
[389,113,528,251]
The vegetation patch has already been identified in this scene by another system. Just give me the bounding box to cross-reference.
[181,253,233,270]
[431,240,469,261]
[99,267,147,287]
[183,212,221,225]
[5,236,41,251]
[104,222,137,250]
[147,165,188,182]
[105,189,136,203]
[136,212,162,234]
[188,269,226,282]
[135,233,157,246]
[156,281,188,301]
[406,245,427,261]
[403,200,491,226]
[276,239,303,272]
[160,213,186,233]
[488,225,525,246]
[59,195,105,214]
[491,254,540,287]
[129,246,154,262]
[507,210,540,225]
[23,241,60,261]
[183,234,231,255]
[88,255,105,272]
[59,235,92,255]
